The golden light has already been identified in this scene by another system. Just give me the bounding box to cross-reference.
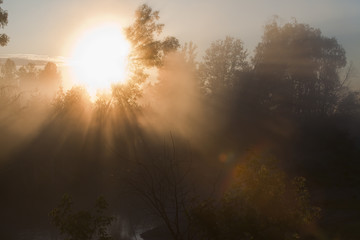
[68,22,130,97]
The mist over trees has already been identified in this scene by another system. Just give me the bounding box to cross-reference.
[199,36,249,96]
[0,3,360,240]
[252,20,347,116]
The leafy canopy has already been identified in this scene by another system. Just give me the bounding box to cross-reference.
[49,194,114,240]
[0,0,9,46]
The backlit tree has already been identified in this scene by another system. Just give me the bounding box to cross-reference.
[0,0,9,46]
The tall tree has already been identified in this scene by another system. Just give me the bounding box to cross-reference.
[199,36,249,96]
[39,62,61,86]
[113,4,180,110]
[1,58,16,83]
[252,19,347,116]
[0,0,9,46]
[181,42,197,63]
[125,4,180,69]
[125,139,198,240]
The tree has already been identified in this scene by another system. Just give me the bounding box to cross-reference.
[125,4,180,69]
[181,42,197,67]
[0,0,9,46]
[49,194,114,240]
[39,62,61,86]
[0,59,21,114]
[252,19,347,116]
[199,36,249,95]
[191,154,321,240]
[17,62,38,86]
[54,86,91,114]
[112,4,180,109]
[180,41,198,77]
[124,138,197,240]
[0,58,16,83]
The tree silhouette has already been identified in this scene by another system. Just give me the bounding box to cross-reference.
[125,4,180,69]
[191,154,321,240]
[50,194,114,240]
[181,42,197,69]
[17,62,38,87]
[125,139,198,240]
[39,62,61,86]
[112,4,180,110]
[52,86,91,120]
[0,0,9,46]
[252,19,347,116]
[199,36,249,96]
[0,59,16,83]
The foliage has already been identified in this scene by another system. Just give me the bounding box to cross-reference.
[125,4,180,69]
[39,62,61,86]
[0,59,23,123]
[113,4,180,109]
[125,138,196,240]
[336,90,360,115]
[0,84,21,119]
[191,154,321,240]
[1,5,360,240]
[181,42,197,68]
[0,0,9,46]
[0,59,16,83]
[199,36,249,95]
[52,86,91,116]
[17,62,38,85]
[49,194,114,240]
[0,59,61,93]
[111,69,145,110]
[252,18,347,116]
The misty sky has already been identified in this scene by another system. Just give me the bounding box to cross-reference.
[1,0,360,84]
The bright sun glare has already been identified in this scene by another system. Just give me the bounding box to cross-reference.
[68,22,130,97]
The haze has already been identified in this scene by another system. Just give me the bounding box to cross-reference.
[1,1,360,70]
[1,1,360,240]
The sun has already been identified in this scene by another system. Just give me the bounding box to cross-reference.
[68,22,130,97]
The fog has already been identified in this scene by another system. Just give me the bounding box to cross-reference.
[1,3,360,240]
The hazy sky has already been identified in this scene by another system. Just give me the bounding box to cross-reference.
[1,0,360,82]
